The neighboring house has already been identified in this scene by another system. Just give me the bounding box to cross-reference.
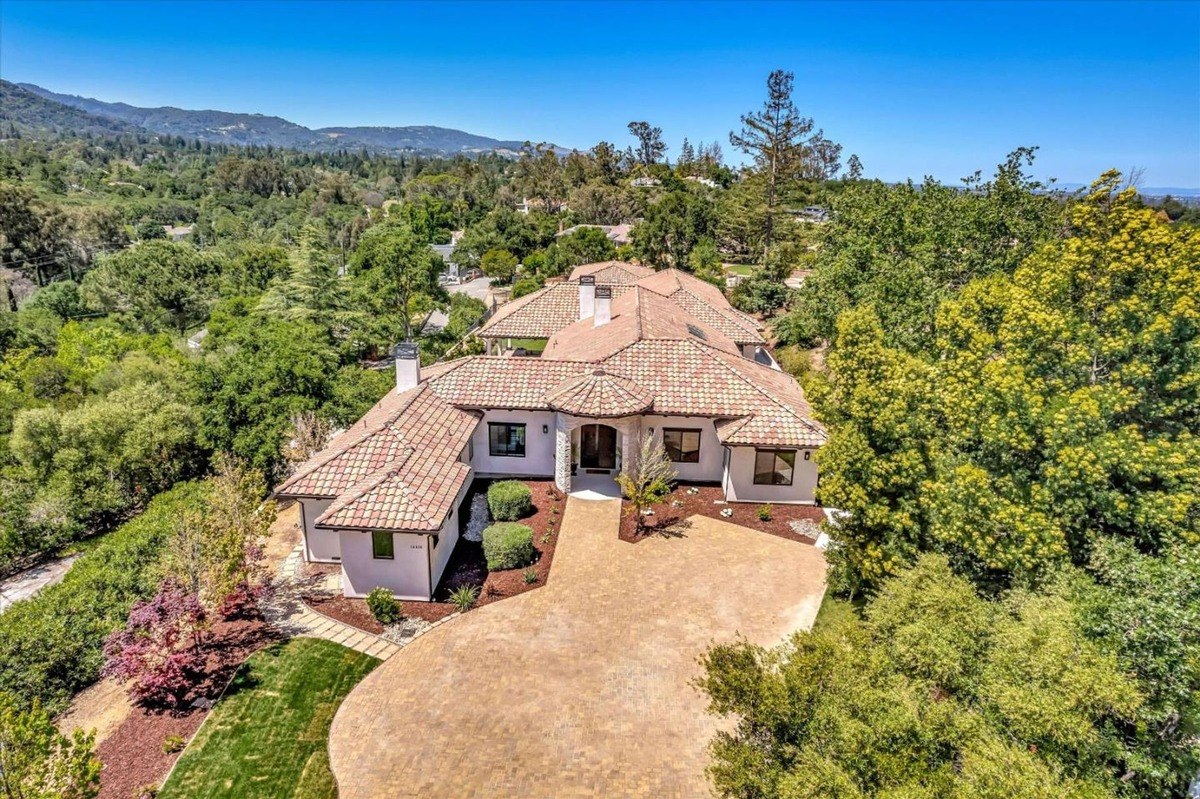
[556,223,634,246]
[630,176,661,188]
[163,224,195,241]
[186,327,208,351]
[791,205,830,223]
[274,260,826,601]
[685,175,719,189]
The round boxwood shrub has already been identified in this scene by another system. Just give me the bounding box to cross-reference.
[366,586,401,625]
[487,480,533,521]
[482,522,535,571]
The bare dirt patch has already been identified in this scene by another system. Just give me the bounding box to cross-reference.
[56,677,132,748]
[619,482,824,543]
[300,480,565,632]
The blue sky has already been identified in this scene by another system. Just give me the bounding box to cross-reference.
[2,1,1198,187]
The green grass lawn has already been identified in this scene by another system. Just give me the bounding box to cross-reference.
[723,264,759,277]
[159,638,379,799]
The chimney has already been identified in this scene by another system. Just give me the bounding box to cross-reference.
[578,275,596,320]
[594,286,612,327]
[394,342,420,393]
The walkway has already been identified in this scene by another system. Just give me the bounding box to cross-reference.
[329,496,827,799]
[0,554,79,613]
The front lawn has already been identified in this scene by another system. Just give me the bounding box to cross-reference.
[158,637,378,799]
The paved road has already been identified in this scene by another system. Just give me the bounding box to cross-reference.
[329,497,827,799]
[0,554,79,613]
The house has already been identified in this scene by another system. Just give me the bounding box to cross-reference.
[163,224,194,241]
[685,175,719,189]
[630,176,661,188]
[554,220,638,245]
[273,261,826,601]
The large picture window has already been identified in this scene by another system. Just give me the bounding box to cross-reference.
[663,428,701,463]
[371,530,394,560]
[488,422,527,457]
[753,449,796,486]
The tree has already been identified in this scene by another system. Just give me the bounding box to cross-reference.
[480,248,519,284]
[198,455,275,615]
[729,70,842,257]
[0,693,100,799]
[0,182,77,286]
[79,240,218,334]
[513,143,567,212]
[555,226,616,267]
[631,191,715,268]
[686,237,725,286]
[845,153,863,180]
[350,221,442,341]
[102,579,207,706]
[616,434,677,534]
[627,121,667,168]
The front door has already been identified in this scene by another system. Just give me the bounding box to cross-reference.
[579,424,617,470]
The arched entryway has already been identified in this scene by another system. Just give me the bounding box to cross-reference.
[579,423,618,471]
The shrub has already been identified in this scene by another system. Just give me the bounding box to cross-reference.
[487,481,533,521]
[758,504,773,522]
[0,482,207,714]
[366,587,401,625]
[162,734,186,754]
[523,567,539,585]
[448,585,480,612]
[482,523,535,570]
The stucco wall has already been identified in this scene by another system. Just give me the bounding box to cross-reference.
[641,415,724,483]
[470,409,557,477]
[299,498,339,562]
[428,477,471,592]
[723,445,818,504]
[339,530,431,600]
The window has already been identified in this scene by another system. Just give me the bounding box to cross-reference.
[753,449,796,486]
[371,530,394,560]
[488,422,527,457]
[663,428,701,463]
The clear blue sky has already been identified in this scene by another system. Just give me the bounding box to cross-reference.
[2,1,1198,187]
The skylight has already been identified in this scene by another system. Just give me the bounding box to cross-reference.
[686,323,707,340]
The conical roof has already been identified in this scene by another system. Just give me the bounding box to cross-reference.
[544,369,654,417]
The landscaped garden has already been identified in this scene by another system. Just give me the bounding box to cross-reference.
[301,479,563,634]
[158,637,378,799]
[618,482,825,543]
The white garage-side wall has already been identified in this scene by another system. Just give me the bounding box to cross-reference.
[470,410,556,478]
[339,530,431,601]
[428,477,471,593]
[298,498,340,562]
[723,446,818,504]
[641,415,724,482]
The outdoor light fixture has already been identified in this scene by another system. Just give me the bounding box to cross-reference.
[648,427,655,434]
[804,451,811,460]
[542,424,549,434]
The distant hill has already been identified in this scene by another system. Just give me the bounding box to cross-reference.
[0,80,141,138]
[5,81,547,156]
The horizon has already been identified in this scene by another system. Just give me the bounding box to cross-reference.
[1,0,1198,188]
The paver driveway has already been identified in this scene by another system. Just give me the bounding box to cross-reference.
[329,497,826,799]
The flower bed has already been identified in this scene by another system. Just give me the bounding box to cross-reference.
[618,483,825,543]
[301,480,564,632]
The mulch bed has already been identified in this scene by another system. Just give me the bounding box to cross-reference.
[618,483,825,544]
[95,609,283,799]
[300,480,565,631]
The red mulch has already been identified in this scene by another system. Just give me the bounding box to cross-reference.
[618,483,825,543]
[95,609,283,799]
[300,480,565,631]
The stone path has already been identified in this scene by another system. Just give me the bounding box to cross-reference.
[259,544,404,660]
[330,496,827,799]
[0,554,79,613]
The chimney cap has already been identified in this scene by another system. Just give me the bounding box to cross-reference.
[595,286,613,299]
[579,275,596,286]
[392,341,419,360]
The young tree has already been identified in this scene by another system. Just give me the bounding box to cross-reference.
[616,434,677,534]
[0,693,100,799]
[627,121,667,168]
[729,69,842,257]
[200,455,275,616]
[102,579,207,706]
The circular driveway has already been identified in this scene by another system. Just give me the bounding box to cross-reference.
[329,498,826,799]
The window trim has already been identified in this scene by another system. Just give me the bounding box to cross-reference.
[753,449,796,486]
[371,530,394,560]
[662,427,702,464]
[488,422,527,458]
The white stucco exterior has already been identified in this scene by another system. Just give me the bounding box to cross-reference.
[339,529,431,600]
[642,415,724,483]
[298,498,339,562]
[722,445,818,504]
[470,409,557,477]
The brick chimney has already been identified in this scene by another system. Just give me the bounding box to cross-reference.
[594,286,612,327]
[394,342,420,393]
[578,275,595,320]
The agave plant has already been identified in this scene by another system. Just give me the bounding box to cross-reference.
[448,584,480,612]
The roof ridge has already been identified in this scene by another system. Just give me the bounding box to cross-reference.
[316,447,421,522]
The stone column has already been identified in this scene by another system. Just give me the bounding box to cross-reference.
[554,414,573,493]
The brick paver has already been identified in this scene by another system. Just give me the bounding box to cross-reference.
[329,497,827,799]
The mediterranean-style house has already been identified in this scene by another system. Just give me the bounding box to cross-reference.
[274,261,826,601]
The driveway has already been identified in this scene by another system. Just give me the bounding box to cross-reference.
[329,498,826,799]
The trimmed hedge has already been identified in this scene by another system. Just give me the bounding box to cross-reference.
[0,481,207,713]
[487,480,533,521]
[482,523,535,571]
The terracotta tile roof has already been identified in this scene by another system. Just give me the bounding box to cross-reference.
[545,369,655,417]
[478,282,633,339]
[316,453,472,532]
[634,269,764,344]
[568,260,655,284]
[425,356,593,409]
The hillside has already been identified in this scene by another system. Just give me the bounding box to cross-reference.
[0,80,141,137]
[10,81,542,155]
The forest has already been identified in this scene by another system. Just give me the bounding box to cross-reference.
[0,69,1197,799]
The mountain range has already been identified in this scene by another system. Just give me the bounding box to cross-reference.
[0,80,543,157]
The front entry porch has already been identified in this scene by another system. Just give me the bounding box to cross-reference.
[553,414,641,495]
